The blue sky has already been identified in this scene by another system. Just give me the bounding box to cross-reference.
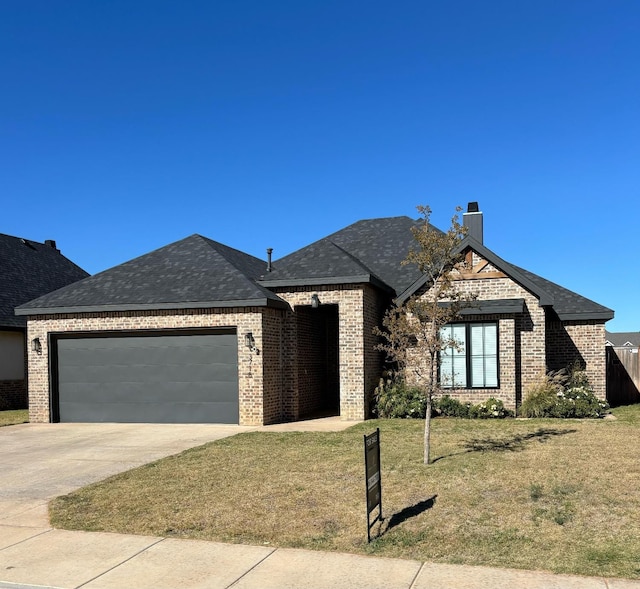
[2,1,638,330]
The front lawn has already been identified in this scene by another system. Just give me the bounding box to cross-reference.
[0,409,28,427]
[50,407,640,579]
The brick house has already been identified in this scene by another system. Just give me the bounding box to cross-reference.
[0,234,88,410]
[17,204,613,424]
[397,205,613,408]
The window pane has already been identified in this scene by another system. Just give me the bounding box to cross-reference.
[484,324,497,352]
[471,357,485,387]
[440,324,466,388]
[470,323,498,388]
[440,354,451,387]
[471,324,484,355]
[452,325,466,351]
[484,357,498,387]
[452,355,467,387]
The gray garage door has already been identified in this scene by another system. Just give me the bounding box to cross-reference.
[55,331,239,423]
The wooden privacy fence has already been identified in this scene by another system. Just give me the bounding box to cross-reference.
[607,347,640,406]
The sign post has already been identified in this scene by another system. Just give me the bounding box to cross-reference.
[364,428,382,542]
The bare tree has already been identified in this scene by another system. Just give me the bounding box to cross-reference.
[375,205,474,464]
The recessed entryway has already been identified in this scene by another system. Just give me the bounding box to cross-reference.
[295,304,340,418]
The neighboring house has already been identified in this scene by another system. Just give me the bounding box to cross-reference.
[17,204,614,425]
[605,331,640,352]
[0,234,89,410]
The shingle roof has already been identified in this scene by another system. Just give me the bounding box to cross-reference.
[16,235,288,315]
[0,234,89,328]
[259,216,423,295]
[14,218,614,322]
[397,235,613,321]
[605,331,640,347]
[510,264,613,321]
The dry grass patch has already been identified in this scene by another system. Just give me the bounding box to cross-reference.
[50,408,640,578]
[0,409,28,427]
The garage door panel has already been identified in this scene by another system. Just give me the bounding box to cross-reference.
[58,381,237,404]
[59,334,238,364]
[58,363,239,386]
[56,332,239,424]
[60,401,239,424]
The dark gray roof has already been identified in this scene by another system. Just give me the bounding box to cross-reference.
[15,218,614,322]
[0,233,89,328]
[16,235,287,315]
[510,263,613,321]
[605,331,640,347]
[397,235,613,322]
[259,216,423,295]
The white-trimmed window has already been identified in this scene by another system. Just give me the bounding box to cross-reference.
[440,322,498,388]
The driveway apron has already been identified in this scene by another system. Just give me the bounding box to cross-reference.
[0,422,251,526]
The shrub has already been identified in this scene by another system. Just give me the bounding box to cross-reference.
[519,372,564,418]
[520,367,608,418]
[433,395,512,418]
[374,380,515,420]
[374,377,426,418]
[469,397,513,419]
[434,395,471,418]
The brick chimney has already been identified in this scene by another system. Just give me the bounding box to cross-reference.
[463,202,483,244]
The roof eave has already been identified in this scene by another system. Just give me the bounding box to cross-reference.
[555,311,615,322]
[259,274,394,294]
[16,297,290,317]
[394,275,429,306]
[0,322,25,331]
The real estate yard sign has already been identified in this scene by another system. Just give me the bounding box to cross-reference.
[364,428,382,542]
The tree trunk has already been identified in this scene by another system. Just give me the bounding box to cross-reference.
[424,348,437,465]
[424,392,432,465]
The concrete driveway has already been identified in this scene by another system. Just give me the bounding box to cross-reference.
[0,422,251,527]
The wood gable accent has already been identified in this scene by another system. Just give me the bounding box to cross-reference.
[454,249,507,280]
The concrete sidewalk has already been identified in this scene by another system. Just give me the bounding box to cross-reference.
[1,524,639,589]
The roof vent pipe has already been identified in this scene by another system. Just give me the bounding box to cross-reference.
[463,202,483,244]
[266,248,273,272]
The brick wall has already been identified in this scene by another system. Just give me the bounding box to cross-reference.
[0,380,27,410]
[0,331,27,410]
[25,307,281,426]
[259,308,287,424]
[546,319,607,399]
[414,276,547,409]
[273,284,388,421]
[0,330,27,410]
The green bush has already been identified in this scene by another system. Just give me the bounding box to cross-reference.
[469,397,513,419]
[433,394,512,418]
[434,395,471,418]
[374,377,427,418]
[520,367,608,418]
[375,379,515,420]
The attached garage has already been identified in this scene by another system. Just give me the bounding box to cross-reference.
[17,235,290,425]
[52,329,239,424]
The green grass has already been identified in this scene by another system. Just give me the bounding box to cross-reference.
[50,405,640,579]
[0,409,28,427]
